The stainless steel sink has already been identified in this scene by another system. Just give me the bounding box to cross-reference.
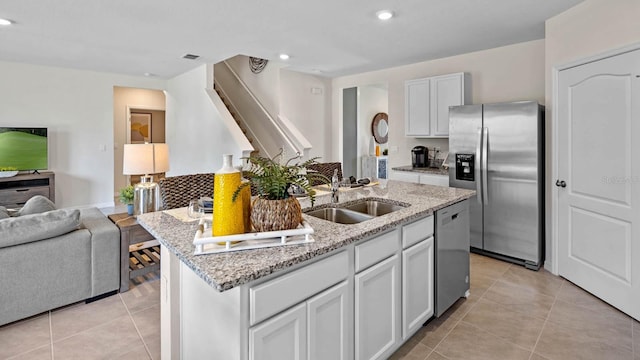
[304,207,373,224]
[341,199,408,216]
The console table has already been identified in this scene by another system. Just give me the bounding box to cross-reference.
[0,172,55,208]
[108,213,160,292]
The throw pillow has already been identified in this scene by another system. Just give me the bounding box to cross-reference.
[0,208,81,248]
[0,206,9,220]
[17,195,56,216]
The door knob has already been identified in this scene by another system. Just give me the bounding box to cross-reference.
[555,180,566,188]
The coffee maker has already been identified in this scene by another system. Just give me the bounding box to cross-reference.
[412,146,428,168]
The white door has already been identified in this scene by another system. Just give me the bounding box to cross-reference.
[557,48,640,320]
[307,281,350,360]
[402,238,434,340]
[250,303,307,360]
[355,255,400,360]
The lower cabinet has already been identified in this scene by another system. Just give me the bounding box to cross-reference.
[250,303,307,360]
[402,237,434,339]
[355,254,401,360]
[250,281,349,360]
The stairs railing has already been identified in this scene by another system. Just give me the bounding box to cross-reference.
[214,60,311,159]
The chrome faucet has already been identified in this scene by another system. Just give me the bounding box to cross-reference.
[331,169,339,203]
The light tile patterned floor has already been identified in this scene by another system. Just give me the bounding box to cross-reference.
[391,253,640,360]
[1,254,639,359]
[0,273,160,360]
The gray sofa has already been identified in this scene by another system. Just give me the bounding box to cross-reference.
[0,207,120,326]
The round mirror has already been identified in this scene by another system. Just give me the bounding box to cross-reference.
[371,112,389,144]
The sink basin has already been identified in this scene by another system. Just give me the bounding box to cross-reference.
[304,207,373,224]
[342,199,408,216]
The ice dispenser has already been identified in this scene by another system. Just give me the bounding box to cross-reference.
[455,154,474,181]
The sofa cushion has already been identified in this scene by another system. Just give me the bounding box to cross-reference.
[0,206,9,220]
[0,209,81,248]
[17,195,56,216]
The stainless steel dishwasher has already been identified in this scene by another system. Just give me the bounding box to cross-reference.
[434,199,470,317]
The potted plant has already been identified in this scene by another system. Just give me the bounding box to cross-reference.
[233,150,329,232]
[119,185,135,215]
[0,166,18,178]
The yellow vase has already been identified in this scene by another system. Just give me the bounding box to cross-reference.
[213,154,244,237]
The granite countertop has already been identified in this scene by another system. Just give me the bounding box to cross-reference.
[392,165,449,176]
[137,180,474,292]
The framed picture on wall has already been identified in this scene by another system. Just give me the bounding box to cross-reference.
[130,113,152,143]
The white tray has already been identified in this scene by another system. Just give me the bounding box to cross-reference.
[193,219,314,255]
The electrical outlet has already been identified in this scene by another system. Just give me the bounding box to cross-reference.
[390,146,399,153]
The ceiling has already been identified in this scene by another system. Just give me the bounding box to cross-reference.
[0,0,584,79]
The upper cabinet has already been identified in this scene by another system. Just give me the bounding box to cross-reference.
[404,72,469,137]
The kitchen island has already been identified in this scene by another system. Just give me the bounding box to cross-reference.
[137,180,474,360]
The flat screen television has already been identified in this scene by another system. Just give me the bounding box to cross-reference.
[0,127,48,171]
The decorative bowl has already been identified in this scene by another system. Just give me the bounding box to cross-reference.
[0,171,18,178]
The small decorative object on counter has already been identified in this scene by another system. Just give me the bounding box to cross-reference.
[233,149,329,232]
[119,185,135,215]
[375,145,380,156]
[213,154,245,236]
[369,136,376,156]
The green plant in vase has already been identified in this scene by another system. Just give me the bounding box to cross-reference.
[233,149,329,232]
[119,185,135,215]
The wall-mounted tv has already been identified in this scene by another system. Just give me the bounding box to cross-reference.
[0,127,48,171]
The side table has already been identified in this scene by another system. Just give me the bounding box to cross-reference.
[108,213,160,292]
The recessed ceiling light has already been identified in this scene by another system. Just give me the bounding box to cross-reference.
[143,72,156,77]
[0,18,13,26]
[376,10,394,21]
[279,54,290,60]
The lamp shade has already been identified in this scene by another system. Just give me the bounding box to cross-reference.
[123,143,170,175]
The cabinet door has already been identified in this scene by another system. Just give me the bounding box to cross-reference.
[402,237,434,340]
[430,73,465,136]
[308,281,350,360]
[389,171,420,184]
[250,303,307,360]
[355,254,400,360]
[405,79,430,136]
[418,173,449,187]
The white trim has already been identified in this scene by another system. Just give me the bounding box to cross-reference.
[550,40,640,276]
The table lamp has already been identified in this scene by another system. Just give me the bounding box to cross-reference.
[123,143,170,215]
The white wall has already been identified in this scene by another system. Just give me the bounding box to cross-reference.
[223,55,333,162]
[332,39,546,169]
[279,69,332,161]
[544,0,640,270]
[226,55,284,121]
[166,64,243,175]
[113,86,166,195]
[0,60,165,208]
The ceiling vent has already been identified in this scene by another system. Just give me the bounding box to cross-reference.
[182,54,200,60]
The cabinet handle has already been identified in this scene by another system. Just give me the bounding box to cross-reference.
[555,180,566,188]
[16,189,29,192]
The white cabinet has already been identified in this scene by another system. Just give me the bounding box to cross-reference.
[362,156,388,179]
[405,72,468,137]
[250,303,307,360]
[355,254,400,360]
[389,171,420,183]
[418,173,449,187]
[402,237,434,339]
[250,281,350,360]
[390,171,449,186]
[308,281,349,360]
[405,79,431,136]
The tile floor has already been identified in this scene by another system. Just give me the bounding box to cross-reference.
[0,273,160,360]
[391,253,640,360]
[1,253,638,359]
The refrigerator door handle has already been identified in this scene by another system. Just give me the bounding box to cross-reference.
[482,127,489,205]
[475,127,483,205]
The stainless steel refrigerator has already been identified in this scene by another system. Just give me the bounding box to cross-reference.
[448,101,544,270]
